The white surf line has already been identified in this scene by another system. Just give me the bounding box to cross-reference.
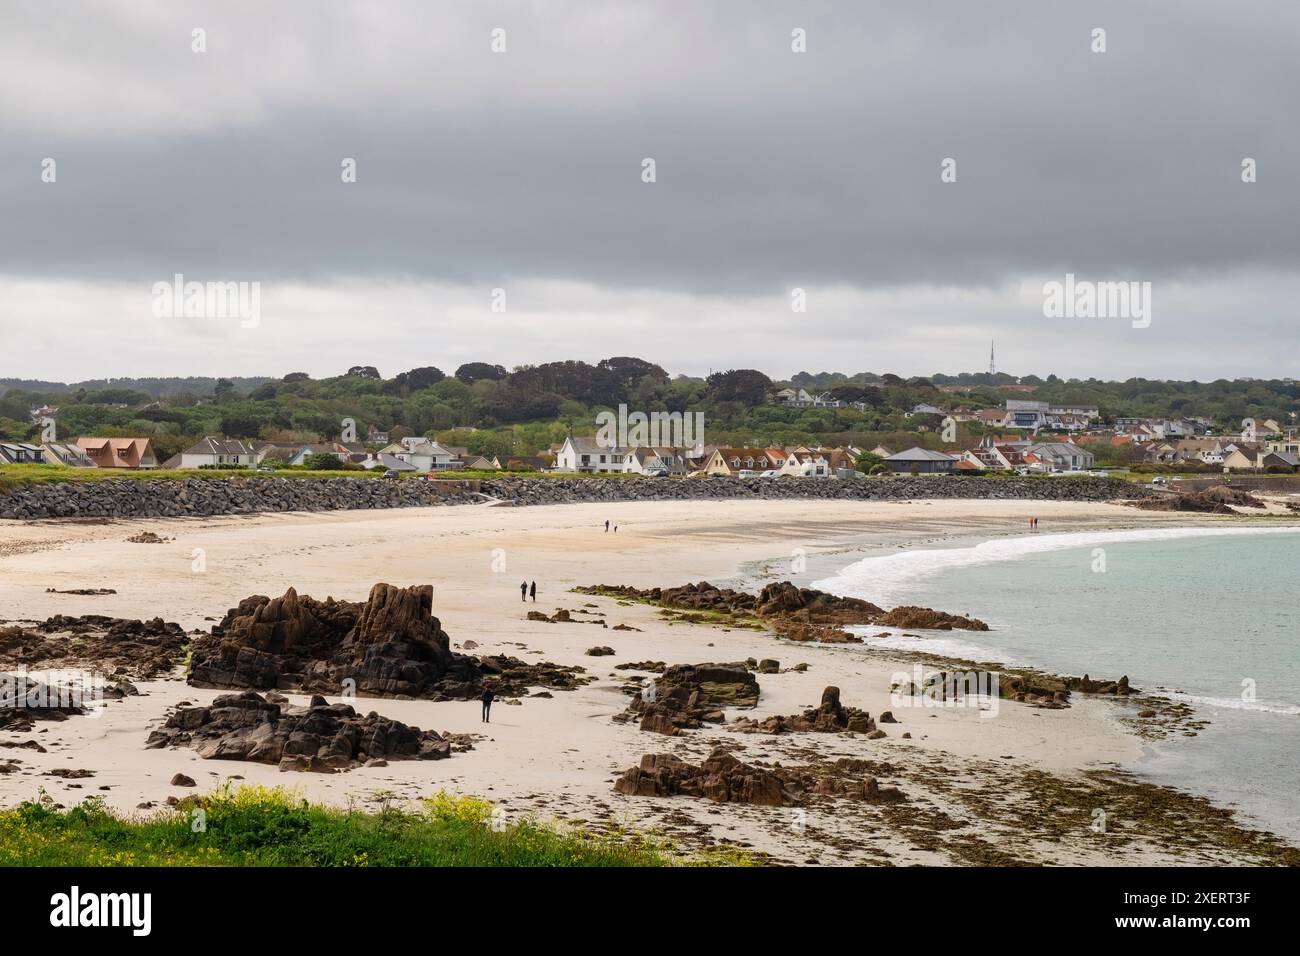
[813,525,1300,607]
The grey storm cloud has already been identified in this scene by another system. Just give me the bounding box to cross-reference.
[1,0,1298,380]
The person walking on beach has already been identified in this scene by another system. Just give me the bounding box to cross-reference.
[529,580,536,602]
[520,580,527,602]
[480,684,495,723]
[605,519,610,532]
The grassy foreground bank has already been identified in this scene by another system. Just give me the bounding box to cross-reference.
[0,786,746,867]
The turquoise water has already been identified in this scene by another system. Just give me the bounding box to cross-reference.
[813,528,1300,841]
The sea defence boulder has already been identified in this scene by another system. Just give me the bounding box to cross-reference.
[189,582,589,699]
[0,474,1152,521]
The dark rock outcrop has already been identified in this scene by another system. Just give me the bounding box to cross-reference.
[616,662,760,735]
[578,580,986,641]
[875,606,989,631]
[730,686,877,735]
[614,748,906,806]
[0,614,187,680]
[1131,485,1266,514]
[146,691,464,772]
[188,583,590,700]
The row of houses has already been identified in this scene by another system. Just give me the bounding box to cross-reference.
[0,437,156,468]
[944,400,1100,433]
[0,435,516,474]
[881,437,1097,474]
[171,436,505,473]
[1141,436,1300,472]
[773,388,873,410]
[552,436,870,477]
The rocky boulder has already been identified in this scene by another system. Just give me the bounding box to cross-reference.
[146,691,463,772]
[731,685,877,735]
[616,662,760,734]
[875,606,989,631]
[614,748,905,807]
[189,583,590,699]
[0,614,187,680]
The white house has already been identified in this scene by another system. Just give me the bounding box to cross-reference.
[379,439,457,472]
[1004,400,1050,430]
[1025,441,1095,472]
[179,437,260,469]
[778,451,830,477]
[775,388,839,408]
[554,436,633,473]
[626,447,688,475]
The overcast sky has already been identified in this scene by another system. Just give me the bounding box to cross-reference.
[2,0,1297,383]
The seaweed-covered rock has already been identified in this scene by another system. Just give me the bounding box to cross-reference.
[616,662,760,734]
[0,614,187,680]
[875,606,989,631]
[731,686,876,735]
[614,748,905,807]
[576,580,985,641]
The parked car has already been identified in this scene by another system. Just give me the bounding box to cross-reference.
[738,470,758,478]
[758,470,782,479]
[646,468,670,477]
[382,469,401,479]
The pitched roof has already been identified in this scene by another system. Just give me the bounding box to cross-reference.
[564,436,631,454]
[362,453,416,471]
[183,437,259,457]
[885,447,956,462]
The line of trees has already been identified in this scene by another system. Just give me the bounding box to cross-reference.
[3,361,1297,463]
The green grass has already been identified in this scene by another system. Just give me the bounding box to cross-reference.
[0,785,749,867]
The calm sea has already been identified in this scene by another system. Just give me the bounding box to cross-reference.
[811,527,1300,841]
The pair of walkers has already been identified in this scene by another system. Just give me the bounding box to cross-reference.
[520,580,536,601]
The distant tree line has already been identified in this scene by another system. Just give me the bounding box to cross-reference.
[2,361,1296,463]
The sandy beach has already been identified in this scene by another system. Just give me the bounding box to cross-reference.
[1,498,1294,865]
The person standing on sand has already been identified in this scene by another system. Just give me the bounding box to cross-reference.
[605,519,610,532]
[529,580,536,602]
[520,581,527,601]
[480,685,495,723]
